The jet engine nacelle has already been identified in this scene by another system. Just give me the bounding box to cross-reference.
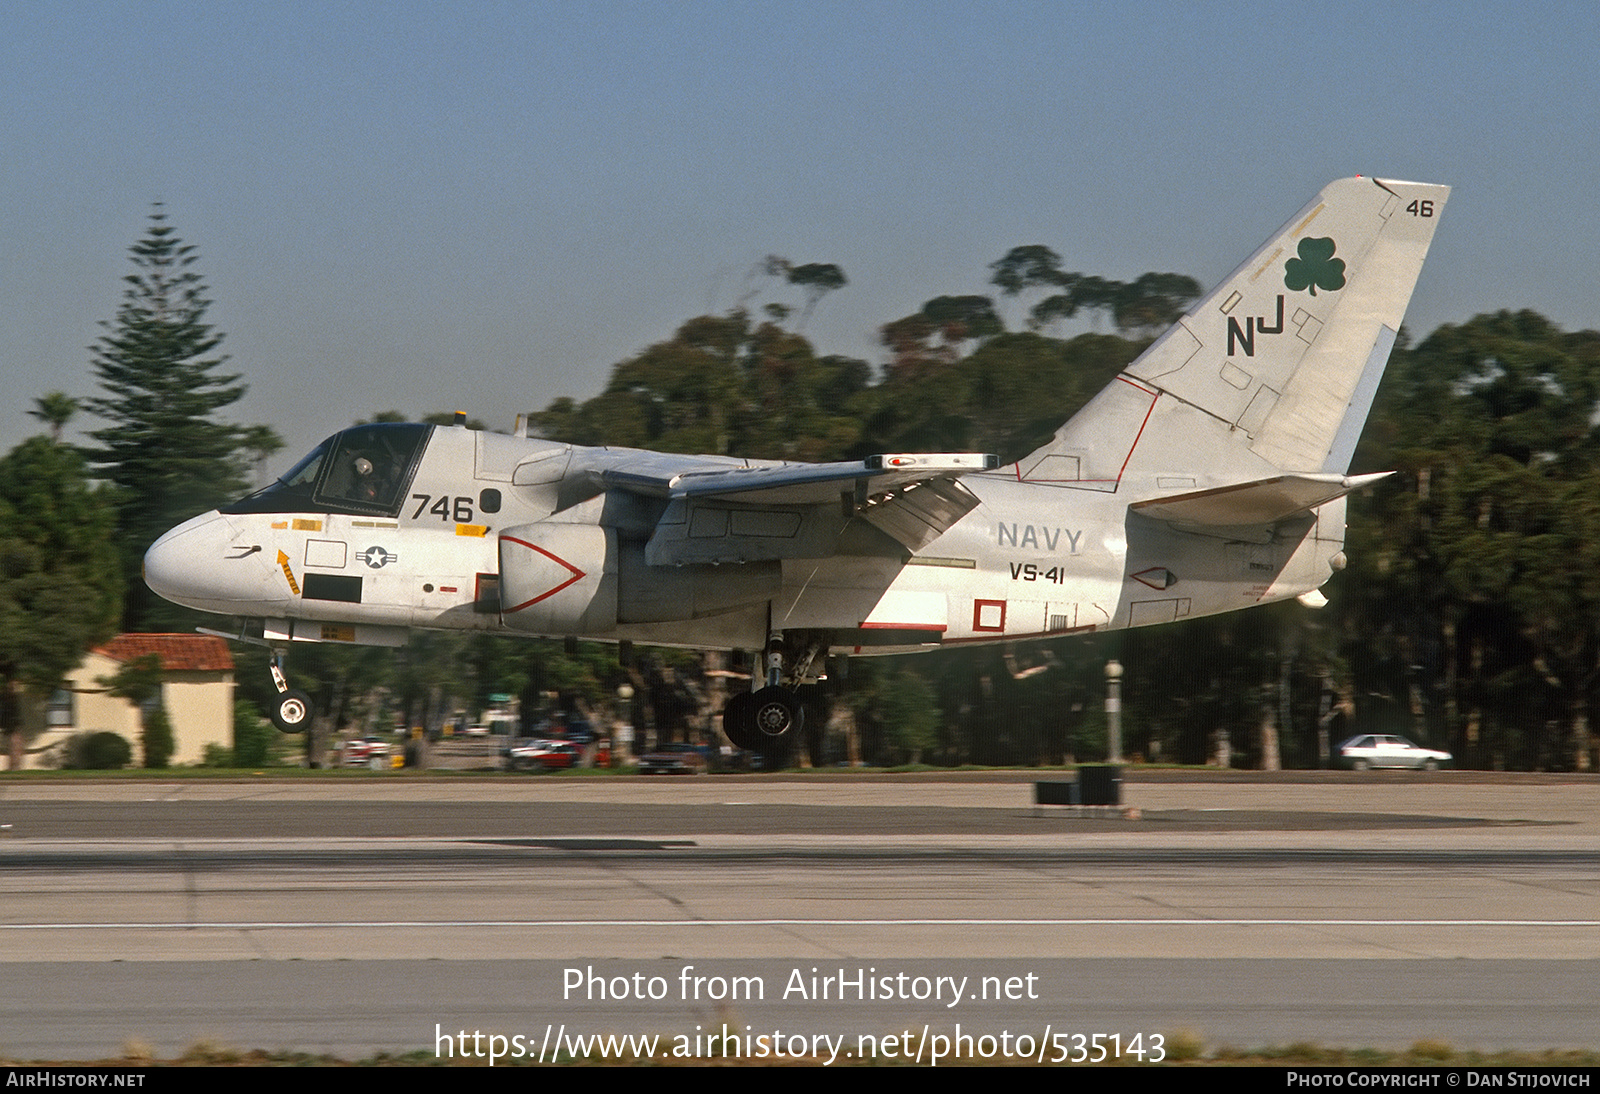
[499,522,618,635]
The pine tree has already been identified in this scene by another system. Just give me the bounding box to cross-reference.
[86,206,248,629]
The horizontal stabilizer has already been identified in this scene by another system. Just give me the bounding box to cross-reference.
[1129,472,1390,527]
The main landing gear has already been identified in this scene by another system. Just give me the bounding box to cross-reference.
[268,651,313,733]
[721,634,820,752]
[722,687,802,751]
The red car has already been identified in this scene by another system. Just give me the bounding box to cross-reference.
[503,737,579,771]
[340,737,393,768]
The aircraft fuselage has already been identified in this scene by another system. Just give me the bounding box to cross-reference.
[146,421,1343,657]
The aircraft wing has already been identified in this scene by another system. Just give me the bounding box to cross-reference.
[600,452,997,506]
[1129,472,1390,527]
[597,452,1000,563]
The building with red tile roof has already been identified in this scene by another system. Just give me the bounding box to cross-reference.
[96,634,235,674]
[18,634,236,769]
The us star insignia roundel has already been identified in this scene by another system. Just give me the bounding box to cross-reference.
[356,546,396,569]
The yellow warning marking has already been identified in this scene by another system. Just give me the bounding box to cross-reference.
[455,524,488,537]
[292,518,323,532]
[276,550,301,595]
[270,521,288,529]
[321,624,355,642]
[1291,203,1326,237]
[1249,247,1283,282]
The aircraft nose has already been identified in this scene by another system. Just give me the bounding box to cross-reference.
[144,512,288,613]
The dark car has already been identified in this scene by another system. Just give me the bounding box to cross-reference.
[639,742,710,775]
[524,715,596,746]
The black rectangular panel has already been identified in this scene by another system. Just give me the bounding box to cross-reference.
[302,573,363,604]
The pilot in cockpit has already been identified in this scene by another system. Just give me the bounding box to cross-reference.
[353,453,403,504]
[352,456,379,500]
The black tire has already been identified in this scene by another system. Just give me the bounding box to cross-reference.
[1351,758,1370,772]
[1423,758,1439,772]
[723,692,758,751]
[751,686,803,739]
[271,689,313,733]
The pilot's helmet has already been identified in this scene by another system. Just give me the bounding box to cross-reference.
[354,457,375,477]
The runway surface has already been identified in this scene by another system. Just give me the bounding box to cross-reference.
[2,771,1597,1062]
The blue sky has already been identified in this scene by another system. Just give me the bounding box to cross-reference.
[3,0,1595,461]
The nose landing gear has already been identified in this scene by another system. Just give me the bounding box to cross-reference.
[196,623,316,734]
[268,653,314,733]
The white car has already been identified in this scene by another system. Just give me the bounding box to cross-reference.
[1336,734,1452,771]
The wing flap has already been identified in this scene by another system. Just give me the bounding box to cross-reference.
[858,476,984,552]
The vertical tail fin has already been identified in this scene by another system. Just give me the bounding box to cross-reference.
[1018,177,1449,489]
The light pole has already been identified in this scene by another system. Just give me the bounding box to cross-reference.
[615,683,635,765]
[1105,659,1123,764]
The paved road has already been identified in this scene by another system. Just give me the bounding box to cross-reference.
[1,772,1596,1062]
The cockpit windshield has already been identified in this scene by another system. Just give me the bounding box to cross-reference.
[221,423,432,517]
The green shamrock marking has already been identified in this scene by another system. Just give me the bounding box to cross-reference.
[1283,237,1346,296]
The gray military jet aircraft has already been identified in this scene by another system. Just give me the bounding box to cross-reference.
[145,176,1449,743]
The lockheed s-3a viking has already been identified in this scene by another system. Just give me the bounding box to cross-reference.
[144,177,1449,745]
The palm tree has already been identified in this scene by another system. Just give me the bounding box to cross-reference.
[28,392,79,443]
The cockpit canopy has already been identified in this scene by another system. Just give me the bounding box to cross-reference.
[221,423,432,518]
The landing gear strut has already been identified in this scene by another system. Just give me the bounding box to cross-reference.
[268,652,313,733]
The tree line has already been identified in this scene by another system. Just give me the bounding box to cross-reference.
[4,209,1595,770]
